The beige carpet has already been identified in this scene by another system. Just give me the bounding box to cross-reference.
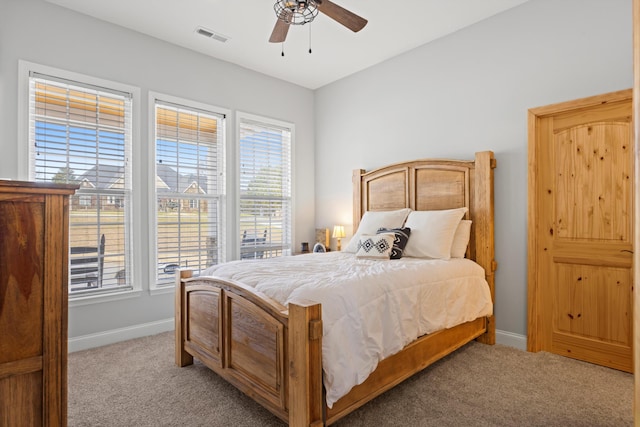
[68,332,633,426]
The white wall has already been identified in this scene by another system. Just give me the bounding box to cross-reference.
[314,0,633,341]
[0,0,632,349]
[0,0,315,348]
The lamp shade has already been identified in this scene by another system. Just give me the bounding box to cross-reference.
[332,225,345,239]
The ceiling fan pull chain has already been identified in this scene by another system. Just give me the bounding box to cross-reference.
[308,24,312,54]
[281,42,285,57]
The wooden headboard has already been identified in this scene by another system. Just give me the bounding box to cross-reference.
[352,150,497,343]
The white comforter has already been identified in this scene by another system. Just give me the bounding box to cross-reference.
[201,252,492,407]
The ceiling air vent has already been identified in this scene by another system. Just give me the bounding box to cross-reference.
[195,26,230,43]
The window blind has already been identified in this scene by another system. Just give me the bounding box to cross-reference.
[239,117,292,259]
[154,100,225,284]
[29,72,133,294]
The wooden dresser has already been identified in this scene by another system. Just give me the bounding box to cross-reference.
[0,180,77,426]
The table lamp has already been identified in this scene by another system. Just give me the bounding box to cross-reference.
[332,225,345,251]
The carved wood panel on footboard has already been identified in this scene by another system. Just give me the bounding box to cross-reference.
[226,292,286,410]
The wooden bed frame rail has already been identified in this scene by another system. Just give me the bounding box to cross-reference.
[175,151,496,426]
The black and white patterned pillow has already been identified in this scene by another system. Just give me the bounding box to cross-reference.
[377,227,411,259]
[355,234,395,259]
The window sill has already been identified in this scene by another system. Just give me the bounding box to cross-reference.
[69,288,142,307]
[149,285,175,297]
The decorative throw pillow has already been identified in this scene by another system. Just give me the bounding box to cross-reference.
[343,208,411,253]
[376,227,411,259]
[402,207,467,259]
[355,234,395,259]
[451,220,472,258]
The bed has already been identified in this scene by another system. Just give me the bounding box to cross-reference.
[175,151,497,426]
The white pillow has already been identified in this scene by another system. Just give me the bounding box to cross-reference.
[451,220,472,258]
[402,207,468,259]
[355,234,395,259]
[343,208,411,253]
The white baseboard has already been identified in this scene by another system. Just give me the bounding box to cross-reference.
[496,329,527,351]
[68,321,527,353]
[68,318,175,353]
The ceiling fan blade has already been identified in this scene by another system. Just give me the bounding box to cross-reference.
[317,0,367,32]
[269,17,291,43]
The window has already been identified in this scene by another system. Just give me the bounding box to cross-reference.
[153,98,225,285]
[238,113,293,259]
[28,71,133,295]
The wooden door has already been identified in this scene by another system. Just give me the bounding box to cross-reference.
[528,90,634,372]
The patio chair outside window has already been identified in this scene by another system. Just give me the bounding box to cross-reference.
[70,234,105,291]
[240,230,267,260]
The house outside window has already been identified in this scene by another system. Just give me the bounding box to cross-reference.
[153,96,226,285]
[27,69,133,295]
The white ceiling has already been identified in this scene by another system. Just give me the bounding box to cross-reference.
[45,0,530,90]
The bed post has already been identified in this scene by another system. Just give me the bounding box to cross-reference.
[288,300,324,427]
[474,151,497,345]
[175,269,194,367]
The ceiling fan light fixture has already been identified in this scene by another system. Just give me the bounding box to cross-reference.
[274,0,319,25]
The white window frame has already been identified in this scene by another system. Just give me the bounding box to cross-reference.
[17,60,142,304]
[148,92,229,291]
[236,112,295,260]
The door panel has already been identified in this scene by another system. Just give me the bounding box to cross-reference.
[555,122,631,241]
[555,263,631,344]
[528,90,633,372]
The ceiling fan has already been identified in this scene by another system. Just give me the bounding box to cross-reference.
[269,0,367,43]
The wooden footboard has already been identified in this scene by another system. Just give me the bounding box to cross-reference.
[175,270,323,426]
